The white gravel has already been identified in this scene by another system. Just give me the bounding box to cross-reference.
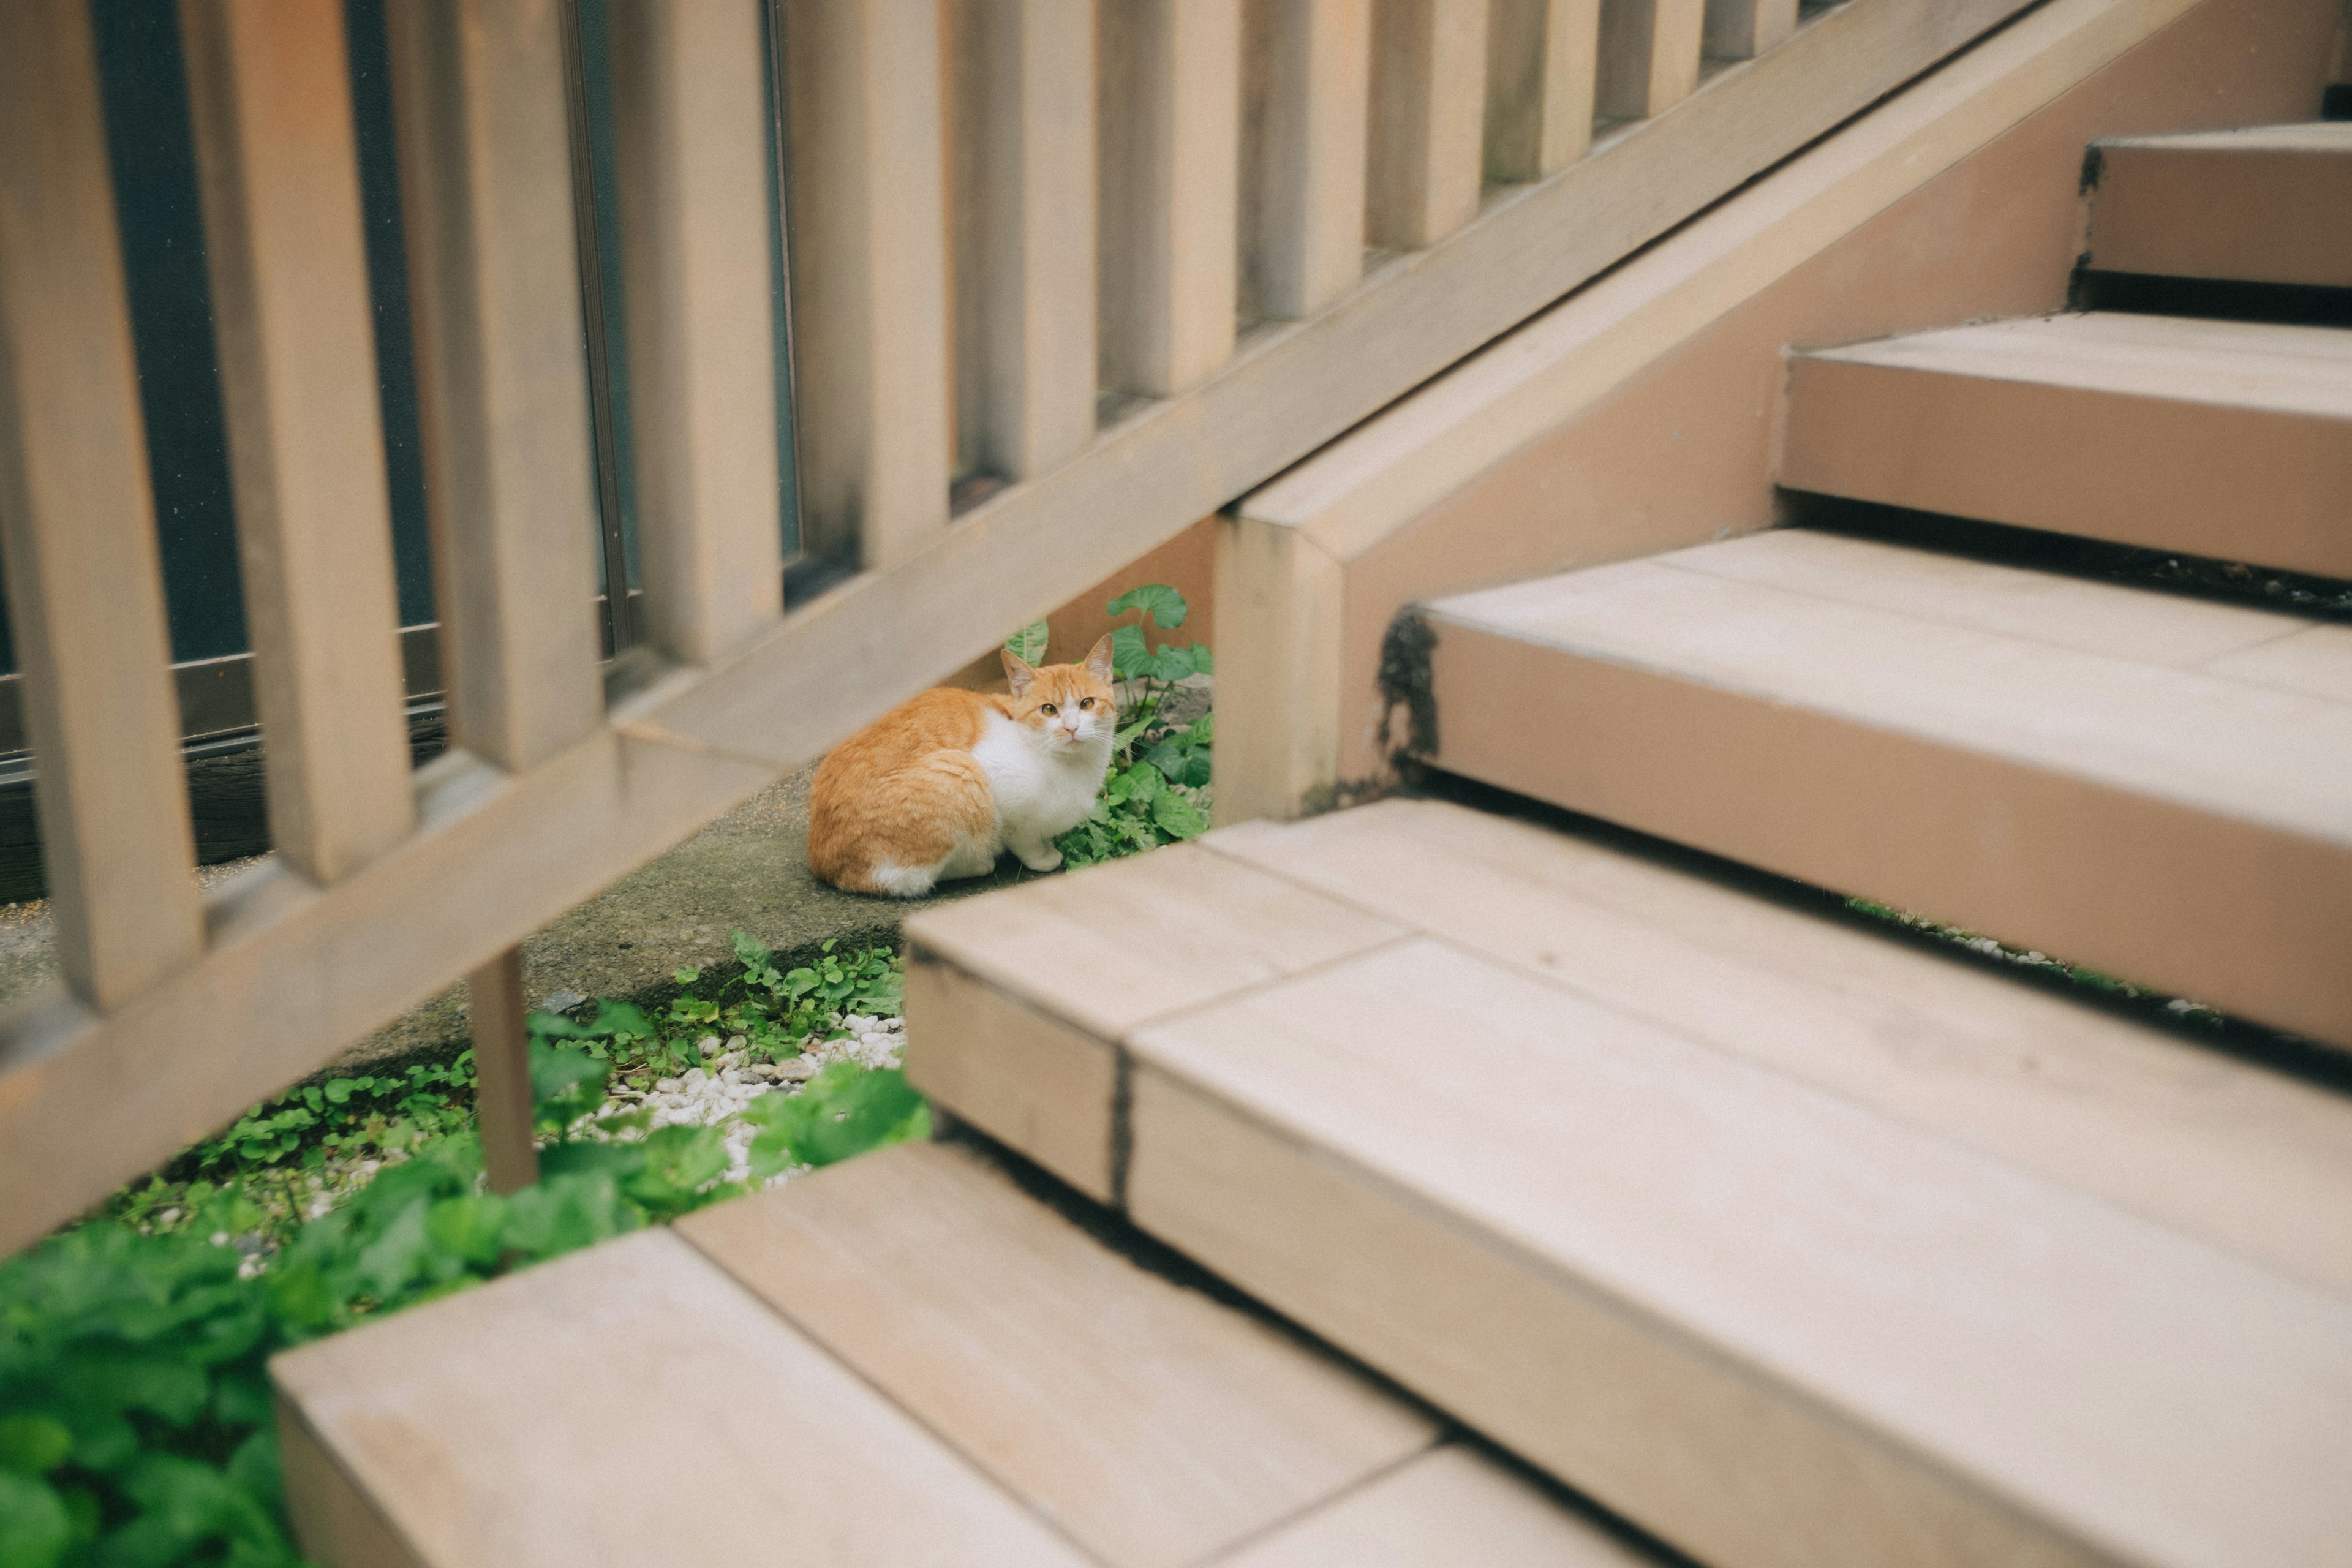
[575,1013,907,1186]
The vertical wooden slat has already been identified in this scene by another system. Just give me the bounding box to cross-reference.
[1597,0,1708,120]
[1703,0,1800,61]
[1099,0,1243,398]
[1366,0,1489,249]
[1242,0,1371,321]
[1486,0,1602,182]
[469,946,538,1194]
[0,1,203,1009]
[384,0,604,773]
[951,0,1098,481]
[784,0,951,570]
[606,0,785,666]
[179,0,417,888]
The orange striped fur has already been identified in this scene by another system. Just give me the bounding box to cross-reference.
[807,637,1118,897]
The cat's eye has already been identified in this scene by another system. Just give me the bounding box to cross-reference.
[1079,698,1095,709]
[1041,703,1057,715]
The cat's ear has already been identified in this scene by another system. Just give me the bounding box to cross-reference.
[1001,647,1037,696]
[1084,633,1115,684]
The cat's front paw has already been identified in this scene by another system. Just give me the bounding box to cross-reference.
[1014,843,1065,873]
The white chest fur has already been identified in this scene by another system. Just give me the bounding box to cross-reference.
[970,709,1112,855]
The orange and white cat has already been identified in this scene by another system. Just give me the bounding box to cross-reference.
[807,636,1118,897]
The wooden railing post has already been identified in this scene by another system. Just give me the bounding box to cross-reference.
[1705,0,1800,61]
[1486,0,1602,181]
[469,946,538,1195]
[1243,0,1371,321]
[1099,0,1243,398]
[384,0,605,774]
[179,0,417,888]
[0,0,205,1010]
[1366,0,1488,249]
[606,0,786,666]
[1599,0,1708,120]
[951,0,1099,481]
[783,0,951,570]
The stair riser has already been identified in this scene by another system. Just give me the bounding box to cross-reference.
[1424,617,2352,1044]
[2088,143,2352,290]
[1779,358,2352,579]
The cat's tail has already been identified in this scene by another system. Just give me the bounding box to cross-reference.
[808,748,995,897]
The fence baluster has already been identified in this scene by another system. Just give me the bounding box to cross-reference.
[1366,0,1488,249]
[607,0,786,665]
[1599,0,1708,119]
[470,946,538,1194]
[0,1,205,1009]
[1100,0,1242,398]
[953,0,1098,481]
[783,0,951,570]
[1486,0,1602,181]
[180,0,417,886]
[384,0,604,773]
[1704,0,1800,61]
[1243,0,1370,321]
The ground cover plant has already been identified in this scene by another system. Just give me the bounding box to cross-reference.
[1,938,923,1568]
[1008,583,1213,870]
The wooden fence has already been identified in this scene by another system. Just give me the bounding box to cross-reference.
[0,0,2036,1254]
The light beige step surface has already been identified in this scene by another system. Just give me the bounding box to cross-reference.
[277,1140,1470,1568]
[676,1140,1434,1568]
[2086,123,2352,288]
[903,797,2352,1568]
[1420,529,2352,1044]
[1779,312,2352,579]
[271,1227,1092,1568]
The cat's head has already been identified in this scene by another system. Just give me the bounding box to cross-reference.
[1001,635,1117,751]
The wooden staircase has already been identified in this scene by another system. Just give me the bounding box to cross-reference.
[271,113,2352,1568]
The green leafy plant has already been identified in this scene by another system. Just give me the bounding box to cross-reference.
[1053,584,1213,869]
[1003,619,1050,663]
[742,1063,930,1178]
[190,1057,479,1178]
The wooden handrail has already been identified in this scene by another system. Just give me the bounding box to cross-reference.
[0,0,2045,1254]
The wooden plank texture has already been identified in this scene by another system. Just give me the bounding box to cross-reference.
[1782,313,2352,581]
[1485,0,1602,181]
[1597,0,1706,118]
[466,946,537,1195]
[1242,0,1372,319]
[273,1227,1091,1566]
[1099,0,1243,395]
[1704,0,1800,59]
[606,0,785,665]
[783,0,951,567]
[1217,1445,1658,1567]
[1422,534,2352,1043]
[1126,939,2352,1568]
[951,0,1099,480]
[383,0,605,771]
[180,0,417,888]
[1366,0,1490,248]
[0,0,205,1009]
[1205,797,2352,1300]
[2087,122,2352,288]
[680,1141,1435,1568]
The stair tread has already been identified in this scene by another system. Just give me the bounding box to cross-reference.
[2097,119,2352,153]
[1795,312,2352,415]
[1427,532,2352,842]
[906,799,2352,1566]
[1126,933,2352,1568]
[676,1140,1435,1568]
[1779,314,2352,579]
[271,1227,1091,1568]
[1207,799,2352,1300]
[1219,1446,1653,1567]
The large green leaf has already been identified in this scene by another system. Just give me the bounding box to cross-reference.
[1003,619,1050,663]
[1152,790,1209,840]
[1105,583,1187,630]
[0,1417,71,1478]
[0,1471,69,1568]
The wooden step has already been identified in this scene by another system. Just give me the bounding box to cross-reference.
[1419,529,2352,1043]
[902,797,2352,1568]
[1779,312,2352,579]
[274,1138,1647,1567]
[2086,123,2352,290]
